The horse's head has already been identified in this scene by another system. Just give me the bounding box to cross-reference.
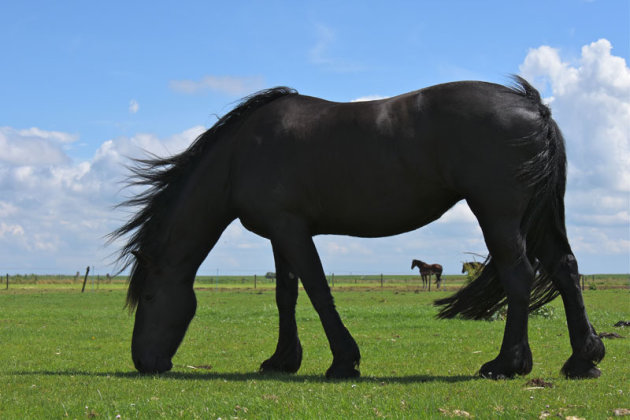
[411,259,425,269]
[128,251,197,374]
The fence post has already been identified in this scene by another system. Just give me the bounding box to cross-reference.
[5,273,8,290]
[380,273,383,288]
[81,266,90,293]
[254,274,257,289]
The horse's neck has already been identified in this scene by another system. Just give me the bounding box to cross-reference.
[159,142,235,268]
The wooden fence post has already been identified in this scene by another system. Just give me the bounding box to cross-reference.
[81,266,90,293]
[254,274,257,289]
[380,273,383,288]
[5,273,8,290]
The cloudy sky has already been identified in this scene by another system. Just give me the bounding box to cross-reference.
[1,1,628,276]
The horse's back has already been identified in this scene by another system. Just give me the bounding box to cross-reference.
[230,92,459,236]
[229,81,552,238]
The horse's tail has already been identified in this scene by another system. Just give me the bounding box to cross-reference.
[434,76,564,320]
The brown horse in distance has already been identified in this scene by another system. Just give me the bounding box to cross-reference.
[411,259,443,290]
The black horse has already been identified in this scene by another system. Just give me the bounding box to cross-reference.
[411,259,443,290]
[112,77,604,380]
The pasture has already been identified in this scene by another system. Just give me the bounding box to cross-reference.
[1,279,628,418]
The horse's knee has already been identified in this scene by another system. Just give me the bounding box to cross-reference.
[556,254,580,285]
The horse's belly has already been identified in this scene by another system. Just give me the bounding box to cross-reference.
[313,189,461,237]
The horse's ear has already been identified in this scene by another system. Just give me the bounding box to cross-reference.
[131,250,152,267]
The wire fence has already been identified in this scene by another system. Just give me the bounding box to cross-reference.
[2,271,627,292]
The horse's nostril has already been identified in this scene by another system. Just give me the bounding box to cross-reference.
[133,355,172,374]
[133,357,145,373]
[157,358,173,373]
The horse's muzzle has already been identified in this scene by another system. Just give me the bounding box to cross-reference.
[133,354,173,374]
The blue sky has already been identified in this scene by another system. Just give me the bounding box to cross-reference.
[1,1,628,275]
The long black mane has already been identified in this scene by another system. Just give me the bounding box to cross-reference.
[109,87,297,308]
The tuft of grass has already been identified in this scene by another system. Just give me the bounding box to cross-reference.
[0,287,628,418]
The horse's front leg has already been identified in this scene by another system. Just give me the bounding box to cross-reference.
[271,218,360,379]
[259,245,302,374]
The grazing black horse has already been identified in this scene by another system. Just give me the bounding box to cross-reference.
[462,261,484,276]
[112,77,604,380]
[411,259,443,290]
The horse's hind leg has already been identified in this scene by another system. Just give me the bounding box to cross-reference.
[270,219,360,379]
[474,215,535,379]
[259,245,302,374]
[536,232,605,378]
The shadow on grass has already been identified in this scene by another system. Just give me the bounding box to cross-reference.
[11,369,478,384]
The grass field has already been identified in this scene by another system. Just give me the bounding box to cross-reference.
[1,281,628,419]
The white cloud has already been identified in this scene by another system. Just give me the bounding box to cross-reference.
[520,39,630,192]
[0,125,205,273]
[520,38,630,267]
[436,201,477,225]
[0,222,24,238]
[169,75,265,96]
[351,95,389,103]
[0,201,18,217]
[0,127,72,165]
[309,24,362,73]
[129,99,139,114]
[17,127,78,143]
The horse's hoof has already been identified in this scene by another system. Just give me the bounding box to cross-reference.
[259,359,281,374]
[479,344,532,380]
[563,366,601,379]
[561,355,601,379]
[479,358,519,380]
[325,356,361,379]
[479,365,514,380]
[325,364,360,379]
[259,341,303,374]
[259,357,300,374]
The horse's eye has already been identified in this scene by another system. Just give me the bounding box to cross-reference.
[143,294,154,302]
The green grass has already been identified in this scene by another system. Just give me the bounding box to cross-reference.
[1,287,628,419]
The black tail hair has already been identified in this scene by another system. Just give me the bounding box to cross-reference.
[434,76,563,320]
